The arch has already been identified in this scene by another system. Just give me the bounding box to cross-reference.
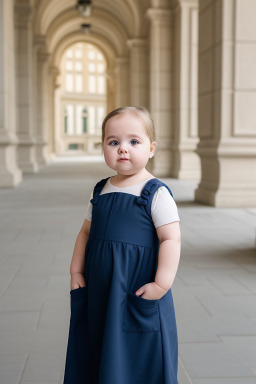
[45,9,129,57]
[33,0,149,38]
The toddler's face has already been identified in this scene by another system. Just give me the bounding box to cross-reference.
[102,112,155,175]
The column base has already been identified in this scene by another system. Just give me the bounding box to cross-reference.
[172,143,201,180]
[35,138,50,166]
[195,144,256,207]
[0,132,22,188]
[17,136,39,173]
[195,184,256,207]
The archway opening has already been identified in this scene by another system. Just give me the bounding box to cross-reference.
[55,42,107,155]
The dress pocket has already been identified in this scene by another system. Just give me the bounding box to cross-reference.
[63,286,89,383]
[123,292,161,332]
[70,286,88,324]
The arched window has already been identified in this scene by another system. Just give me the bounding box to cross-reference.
[60,42,107,147]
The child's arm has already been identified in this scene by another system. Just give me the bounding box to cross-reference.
[70,219,91,289]
[154,221,181,290]
[135,221,181,299]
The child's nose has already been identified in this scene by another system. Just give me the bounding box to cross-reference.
[119,145,128,153]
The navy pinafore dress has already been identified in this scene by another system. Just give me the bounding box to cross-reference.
[63,176,179,384]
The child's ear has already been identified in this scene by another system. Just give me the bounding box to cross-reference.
[150,141,157,156]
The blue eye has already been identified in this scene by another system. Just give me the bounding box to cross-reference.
[108,139,139,146]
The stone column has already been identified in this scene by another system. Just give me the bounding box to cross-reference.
[34,35,51,165]
[172,0,200,179]
[146,1,173,177]
[48,66,60,159]
[195,0,256,206]
[106,68,116,113]
[114,57,130,108]
[126,38,149,109]
[0,0,22,187]
[54,77,64,156]
[15,1,38,173]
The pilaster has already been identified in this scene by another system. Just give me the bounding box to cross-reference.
[15,1,39,173]
[172,0,200,179]
[114,57,130,107]
[126,38,149,109]
[0,0,22,187]
[146,5,173,177]
[195,0,256,206]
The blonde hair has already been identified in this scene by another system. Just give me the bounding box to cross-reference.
[101,106,156,146]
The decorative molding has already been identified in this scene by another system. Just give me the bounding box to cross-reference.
[146,8,172,23]
[38,51,51,63]
[151,0,171,8]
[115,57,129,65]
[126,38,148,49]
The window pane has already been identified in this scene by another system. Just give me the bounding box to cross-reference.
[88,50,95,60]
[97,52,103,60]
[66,61,73,70]
[98,63,104,73]
[67,49,73,58]
[76,74,83,92]
[98,76,105,94]
[66,74,73,92]
[89,75,96,93]
[88,63,95,72]
[75,49,82,59]
[75,61,82,71]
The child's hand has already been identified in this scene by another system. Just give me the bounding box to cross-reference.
[135,282,168,300]
[70,272,87,290]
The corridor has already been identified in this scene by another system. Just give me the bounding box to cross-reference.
[0,157,256,383]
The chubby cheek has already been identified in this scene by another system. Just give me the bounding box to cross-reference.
[103,146,116,166]
[133,149,149,166]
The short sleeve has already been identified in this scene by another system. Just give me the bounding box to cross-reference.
[151,186,180,228]
[84,190,93,221]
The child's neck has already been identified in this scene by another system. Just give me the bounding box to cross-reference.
[111,172,154,188]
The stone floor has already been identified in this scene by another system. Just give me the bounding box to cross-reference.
[0,155,256,384]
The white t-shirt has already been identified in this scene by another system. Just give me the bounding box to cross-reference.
[84,177,180,228]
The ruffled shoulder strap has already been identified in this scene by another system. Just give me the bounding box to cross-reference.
[136,178,174,219]
[90,176,113,205]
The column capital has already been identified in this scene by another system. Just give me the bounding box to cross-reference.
[127,38,148,49]
[38,51,51,63]
[34,34,47,50]
[150,0,171,8]
[146,8,172,24]
[115,56,129,65]
[172,0,198,9]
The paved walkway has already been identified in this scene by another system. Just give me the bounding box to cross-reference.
[0,156,256,384]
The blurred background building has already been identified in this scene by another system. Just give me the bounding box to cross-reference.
[0,0,256,207]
